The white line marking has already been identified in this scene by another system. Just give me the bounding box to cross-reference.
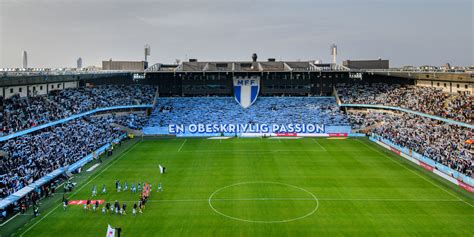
[86,163,100,172]
[176,149,325,153]
[0,213,20,226]
[356,139,474,208]
[116,197,464,203]
[1,182,65,227]
[208,181,319,223]
[20,141,142,237]
[319,198,464,202]
[19,203,62,237]
[312,139,327,151]
[212,198,313,201]
[177,139,187,152]
[207,137,231,140]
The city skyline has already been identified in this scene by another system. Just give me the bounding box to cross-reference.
[0,0,473,68]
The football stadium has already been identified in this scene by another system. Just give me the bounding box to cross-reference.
[0,57,473,236]
[1,1,473,236]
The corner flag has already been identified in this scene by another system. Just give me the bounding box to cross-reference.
[106,224,116,237]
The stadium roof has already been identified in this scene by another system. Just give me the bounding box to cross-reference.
[145,61,350,73]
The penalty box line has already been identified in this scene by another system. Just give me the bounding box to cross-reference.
[311,139,327,151]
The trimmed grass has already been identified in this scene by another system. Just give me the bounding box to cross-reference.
[10,138,474,236]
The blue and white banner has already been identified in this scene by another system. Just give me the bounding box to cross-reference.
[169,123,325,135]
[233,76,260,108]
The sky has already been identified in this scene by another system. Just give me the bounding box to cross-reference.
[0,0,472,68]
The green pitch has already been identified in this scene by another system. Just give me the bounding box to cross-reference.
[12,138,474,236]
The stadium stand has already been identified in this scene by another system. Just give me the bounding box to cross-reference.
[346,110,473,177]
[0,111,148,199]
[1,85,156,136]
[337,83,472,124]
[108,113,149,130]
[147,97,350,127]
[0,116,123,199]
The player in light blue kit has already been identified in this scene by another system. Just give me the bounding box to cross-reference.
[91,185,97,197]
[157,183,163,192]
[123,182,128,191]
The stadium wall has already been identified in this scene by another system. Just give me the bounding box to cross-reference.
[416,79,472,94]
[1,82,79,98]
[369,134,474,193]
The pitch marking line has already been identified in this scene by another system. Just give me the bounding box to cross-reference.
[357,139,474,208]
[117,198,466,203]
[177,139,187,152]
[208,181,319,223]
[176,149,326,153]
[0,213,20,227]
[20,141,142,237]
[312,139,327,151]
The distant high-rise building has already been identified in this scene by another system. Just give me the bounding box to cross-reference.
[22,51,28,69]
[77,57,83,69]
[330,44,337,64]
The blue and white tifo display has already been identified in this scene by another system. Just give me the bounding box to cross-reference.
[169,123,325,135]
[233,76,260,108]
[143,97,352,136]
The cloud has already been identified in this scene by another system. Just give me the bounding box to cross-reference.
[0,0,472,67]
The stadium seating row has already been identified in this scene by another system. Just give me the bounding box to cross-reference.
[337,83,472,124]
[1,85,155,136]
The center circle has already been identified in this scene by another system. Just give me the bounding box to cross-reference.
[208,181,319,223]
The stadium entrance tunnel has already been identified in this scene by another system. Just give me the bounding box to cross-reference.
[208,181,319,223]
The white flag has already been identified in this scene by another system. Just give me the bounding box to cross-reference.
[106,224,115,237]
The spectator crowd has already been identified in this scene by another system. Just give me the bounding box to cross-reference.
[0,84,156,200]
[1,85,155,136]
[346,110,473,177]
[337,83,472,124]
[0,116,124,199]
[109,113,149,130]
